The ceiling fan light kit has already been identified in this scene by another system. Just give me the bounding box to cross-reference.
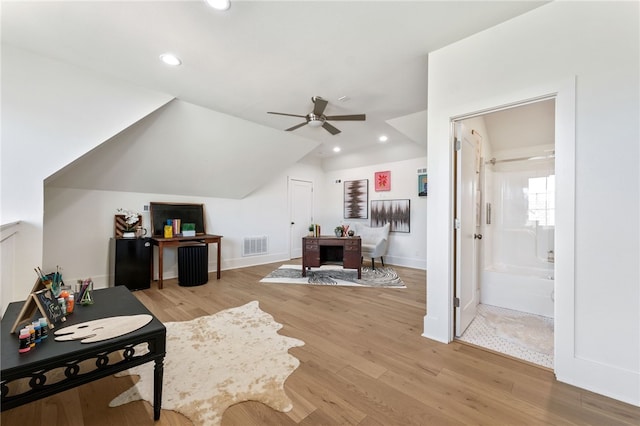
[268,96,366,135]
[307,114,325,127]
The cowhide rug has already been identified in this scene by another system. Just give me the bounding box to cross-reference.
[109,301,304,425]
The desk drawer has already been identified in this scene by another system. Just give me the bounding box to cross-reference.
[305,243,319,251]
[344,240,361,250]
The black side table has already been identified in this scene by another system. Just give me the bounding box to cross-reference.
[1,286,166,420]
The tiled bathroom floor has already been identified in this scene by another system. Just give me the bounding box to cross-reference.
[457,303,554,369]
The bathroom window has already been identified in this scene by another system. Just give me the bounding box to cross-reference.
[528,175,555,226]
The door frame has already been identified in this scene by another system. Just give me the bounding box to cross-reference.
[444,83,575,373]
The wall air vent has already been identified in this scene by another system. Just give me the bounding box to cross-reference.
[242,235,268,256]
[417,168,427,174]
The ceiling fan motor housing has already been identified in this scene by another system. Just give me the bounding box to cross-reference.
[307,113,325,127]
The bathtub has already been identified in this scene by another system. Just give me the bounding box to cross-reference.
[480,264,554,318]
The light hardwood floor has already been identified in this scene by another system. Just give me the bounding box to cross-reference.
[3,261,639,425]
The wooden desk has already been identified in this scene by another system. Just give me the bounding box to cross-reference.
[302,236,361,279]
[150,234,222,289]
[1,287,166,420]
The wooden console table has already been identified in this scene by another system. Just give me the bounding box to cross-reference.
[302,236,362,279]
[150,234,222,289]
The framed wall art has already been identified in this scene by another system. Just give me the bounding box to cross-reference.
[374,171,391,191]
[371,199,410,233]
[418,174,428,197]
[344,179,368,219]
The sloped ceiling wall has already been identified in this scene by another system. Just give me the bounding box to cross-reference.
[46,99,319,199]
[387,110,428,147]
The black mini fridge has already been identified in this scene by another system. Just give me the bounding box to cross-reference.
[109,238,151,290]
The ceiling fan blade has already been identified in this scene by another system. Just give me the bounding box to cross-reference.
[325,114,366,121]
[322,122,341,135]
[285,122,308,131]
[312,98,328,116]
[268,112,307,118]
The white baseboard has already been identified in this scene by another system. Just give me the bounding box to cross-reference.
[556,354,640,407]
[219,252,290,271]
[381,255,426,270]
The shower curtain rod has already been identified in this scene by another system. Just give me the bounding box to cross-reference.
[486,152,555,165]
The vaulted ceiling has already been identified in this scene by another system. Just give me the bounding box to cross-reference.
[2,1,549,197]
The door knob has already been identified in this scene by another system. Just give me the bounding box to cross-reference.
[474,234,483,240]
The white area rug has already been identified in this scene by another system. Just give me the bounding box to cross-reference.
[260,264,406,288]
[109,301,304,425]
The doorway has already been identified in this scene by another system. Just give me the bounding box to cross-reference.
[453,98,556,369]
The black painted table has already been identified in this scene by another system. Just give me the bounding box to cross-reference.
[1,286,166,420]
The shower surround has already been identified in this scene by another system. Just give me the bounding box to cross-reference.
[481,152,555,318]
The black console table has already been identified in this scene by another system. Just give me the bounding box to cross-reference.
[1,286,166,420]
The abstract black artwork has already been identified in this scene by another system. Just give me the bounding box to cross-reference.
[371,199,410,233]
[344,179,368,219]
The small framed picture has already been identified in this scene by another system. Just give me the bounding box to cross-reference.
[418,174,428,197]
[374,171,391,191]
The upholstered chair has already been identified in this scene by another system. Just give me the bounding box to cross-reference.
[353,222,390,269]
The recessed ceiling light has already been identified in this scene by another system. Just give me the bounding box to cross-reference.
[378,135,389,143]
[333,146,341,153]
[159,53,182,66]
[205,0,230,11]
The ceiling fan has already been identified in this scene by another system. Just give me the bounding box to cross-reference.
[268,96,366,135]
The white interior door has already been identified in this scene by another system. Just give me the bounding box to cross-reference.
[455,124,480,336]
[289,178,313,259]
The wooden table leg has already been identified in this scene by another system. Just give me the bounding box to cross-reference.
[157,244,164,289]
[150,247,154,285]
[216,240,221,279]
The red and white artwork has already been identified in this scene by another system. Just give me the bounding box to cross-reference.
[374,171,390,191]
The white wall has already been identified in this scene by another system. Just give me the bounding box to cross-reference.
[0,46,173,304]
[0,222,21,316]
[321,157,427,270]
[43,161,326,288]
[425,1,639,406]
[42,154,426,289]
